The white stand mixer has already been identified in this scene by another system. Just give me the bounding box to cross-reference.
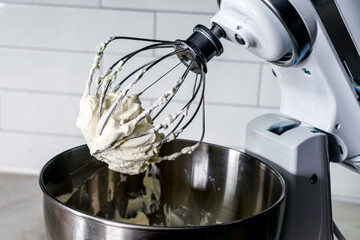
[209,0,360,239]
[37,1,359,239]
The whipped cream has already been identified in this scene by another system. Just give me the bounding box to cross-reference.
[76,92,164,175]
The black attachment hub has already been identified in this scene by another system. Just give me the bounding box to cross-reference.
[175,24,224,74]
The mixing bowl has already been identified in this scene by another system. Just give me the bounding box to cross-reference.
[39,139,286,240]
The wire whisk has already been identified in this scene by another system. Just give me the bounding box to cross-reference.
[77,24,224,174]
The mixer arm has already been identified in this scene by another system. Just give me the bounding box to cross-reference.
[210,0,360,171]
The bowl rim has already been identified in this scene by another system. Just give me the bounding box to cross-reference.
[39,139,286,231]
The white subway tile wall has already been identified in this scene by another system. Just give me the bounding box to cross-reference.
[0,131,84,173]
[0,48,92,94]
[0,0,358,200]
[1,90,80,135]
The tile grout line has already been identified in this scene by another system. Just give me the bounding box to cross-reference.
[0,89,2,132]
[0,87,83,98]
[1,129,83,139]
[256,63,264,107]
[211,57,265,64]
[0,1,216,15]
[0,167,42,176]
[0,1,101,10]
[152,10,158,57]
[100,6,215,16]
[205,100,279,109]
[153,10,157,39]
[0,44,96,55]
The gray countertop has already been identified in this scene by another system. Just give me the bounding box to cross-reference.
[0,173,359,240]
[0,173,45,240]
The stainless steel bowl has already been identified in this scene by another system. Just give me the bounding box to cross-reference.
[39,140,286,240]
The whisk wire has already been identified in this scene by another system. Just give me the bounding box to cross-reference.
[94,43,177,96]
[164,73,199,138]
[152,58,196,121]
[133,59,201,142]
[98,48,189,135]
[138,61,182,96]
[179,66,206,133]
[87,36,177,96]
[163,65,205,143]
[112,47,187,93]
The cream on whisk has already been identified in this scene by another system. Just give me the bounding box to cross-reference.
[76,93,164,175]
[77,36,203,175]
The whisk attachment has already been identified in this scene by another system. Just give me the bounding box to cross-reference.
[77,25,224,175]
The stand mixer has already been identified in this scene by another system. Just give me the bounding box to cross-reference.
[39,0,360,239]
[205,0,360,239]
[79,0,360,238]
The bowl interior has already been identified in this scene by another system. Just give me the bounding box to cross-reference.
[41,140,284,227]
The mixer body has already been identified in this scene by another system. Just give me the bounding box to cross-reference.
[246,114,333,239]
[210,0,360,239]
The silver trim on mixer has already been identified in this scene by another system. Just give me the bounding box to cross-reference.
[261,0,312,66]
